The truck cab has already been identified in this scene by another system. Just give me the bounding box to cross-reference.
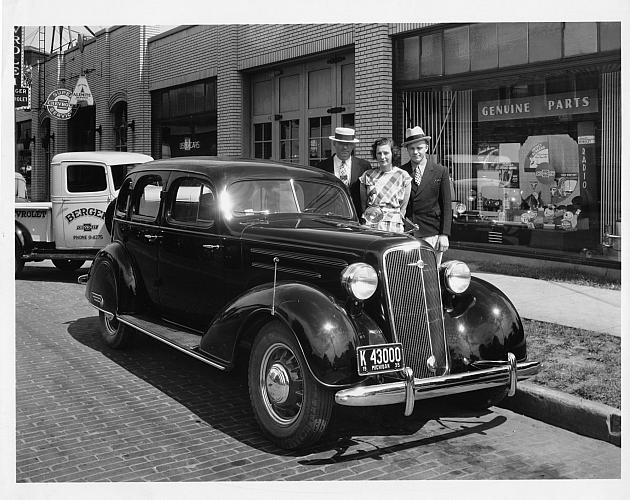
[15,151,153,275]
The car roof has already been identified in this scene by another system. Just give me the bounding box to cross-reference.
[130,156,337,184]
[51,151,154,165]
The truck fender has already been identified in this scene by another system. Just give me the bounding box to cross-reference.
[86,242,141,315]
[199,282,386,387]
[443,276,527,371]
[15,220,33,252]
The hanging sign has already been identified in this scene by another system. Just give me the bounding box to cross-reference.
[44,89,76,120]
[69,75,94,106]
[14,26,23,88]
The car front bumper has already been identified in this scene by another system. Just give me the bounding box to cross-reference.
[335,352,540,416]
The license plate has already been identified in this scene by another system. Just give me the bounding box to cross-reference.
[357,343,405,375]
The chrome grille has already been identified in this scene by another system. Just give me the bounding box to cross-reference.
[382,242,448,379]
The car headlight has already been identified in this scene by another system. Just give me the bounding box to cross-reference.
[341,263,378,300]
[441,260,471,294]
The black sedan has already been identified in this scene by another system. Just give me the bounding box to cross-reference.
[82,157,539,449]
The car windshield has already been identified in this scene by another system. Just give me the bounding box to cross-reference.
[227,179,353,219]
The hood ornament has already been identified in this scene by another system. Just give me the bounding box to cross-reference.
[407,258,425,270]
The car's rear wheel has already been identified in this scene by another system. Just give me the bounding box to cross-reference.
[98,311,133,349]
[15,237,25,277]
[52,259,86,272]
[248,320,333,449]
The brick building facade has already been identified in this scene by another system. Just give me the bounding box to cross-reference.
[16,22,621,266]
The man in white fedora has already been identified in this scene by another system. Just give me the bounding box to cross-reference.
[401,126,452,266]
[317,127,371,216]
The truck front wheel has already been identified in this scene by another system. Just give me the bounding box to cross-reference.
[52,259,85,272]
[15,237,24,277]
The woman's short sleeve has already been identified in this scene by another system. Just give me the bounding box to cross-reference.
[400,168,412,187]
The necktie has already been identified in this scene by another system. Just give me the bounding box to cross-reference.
[415,166,423,185]
[339,161,348,185]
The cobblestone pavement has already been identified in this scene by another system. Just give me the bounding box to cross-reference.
[14,264,621,483]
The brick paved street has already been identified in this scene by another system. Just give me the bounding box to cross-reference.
[14,263,621,483]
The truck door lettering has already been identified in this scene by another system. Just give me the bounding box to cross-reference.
[65,207,105,223]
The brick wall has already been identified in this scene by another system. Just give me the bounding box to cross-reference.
[216,25,242,156]
[354,24,393,161]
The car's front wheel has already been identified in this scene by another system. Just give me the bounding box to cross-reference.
[98,311,133,349]
[248,321,333,450]
[52,259,86,272]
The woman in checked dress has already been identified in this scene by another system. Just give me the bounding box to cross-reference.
[359,138,412,233]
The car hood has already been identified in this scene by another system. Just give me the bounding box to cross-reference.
[236,215,413,257]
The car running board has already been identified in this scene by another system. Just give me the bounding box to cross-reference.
[116,314,228,371]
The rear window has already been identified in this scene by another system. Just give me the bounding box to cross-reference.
[66,164,107,192]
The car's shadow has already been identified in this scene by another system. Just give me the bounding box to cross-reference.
[16,264,89,284]
[68,316,506,458]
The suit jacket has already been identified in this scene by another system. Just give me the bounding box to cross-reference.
[402,159,452,237]
[317,155,371,217]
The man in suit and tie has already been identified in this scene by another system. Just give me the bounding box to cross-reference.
[317,127,371,217]
[401,126,452,266]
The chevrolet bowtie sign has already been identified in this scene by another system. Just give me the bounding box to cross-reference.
[70,75,94,106]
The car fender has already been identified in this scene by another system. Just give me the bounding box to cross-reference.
[86,241,141,315]
[199,282,386,387]
[443,276,526,371]
[15,220,33,252]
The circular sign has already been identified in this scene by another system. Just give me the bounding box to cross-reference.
[44,89,76,120]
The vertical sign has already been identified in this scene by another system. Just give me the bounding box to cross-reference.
[577,121,596,231]
[14,26,23,87]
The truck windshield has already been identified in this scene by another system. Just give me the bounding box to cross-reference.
[227,179,353,219]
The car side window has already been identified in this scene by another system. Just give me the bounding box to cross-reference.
[131,175,163,221]
[167,177,215,228]
[115,178,133,217]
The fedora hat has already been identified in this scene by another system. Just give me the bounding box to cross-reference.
[402,126,431,147]
[329,127,360,144]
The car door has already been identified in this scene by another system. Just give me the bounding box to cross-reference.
[123,172,169,308]
[158,174,225,331]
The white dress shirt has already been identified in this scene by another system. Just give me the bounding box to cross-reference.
[333,156,352,185]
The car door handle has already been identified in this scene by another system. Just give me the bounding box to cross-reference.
[202,244,221,250]
[144,234,162,242]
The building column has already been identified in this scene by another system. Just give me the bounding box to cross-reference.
[216,25,243,157]
[354,24,392,160]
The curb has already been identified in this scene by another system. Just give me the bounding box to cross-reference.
[498,382,621,447]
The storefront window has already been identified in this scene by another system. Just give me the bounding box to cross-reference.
[528,23,562,62]
[600,22,621,51]
[498,23,528,67]
[470,24,498,72]
[444,26,470,74]
[421,33,443,76]
[563,23,598,57]
[399,62,620,262]
[151,78,217,159]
